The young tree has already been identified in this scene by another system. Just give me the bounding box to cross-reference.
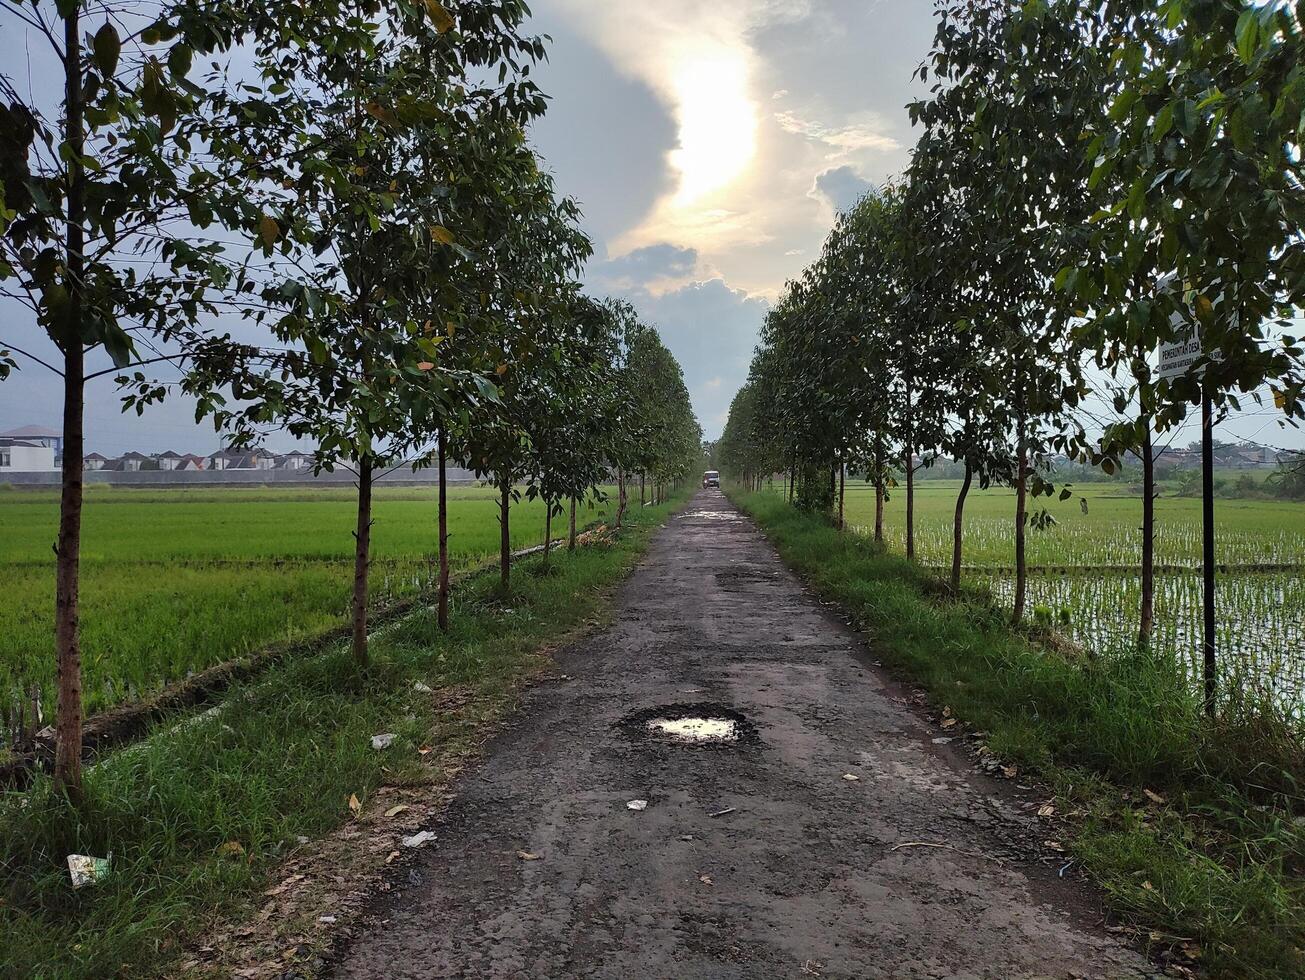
[1,0,250,797]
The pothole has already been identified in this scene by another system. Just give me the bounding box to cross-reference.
[619,702,760,747]
[648,716,738,741]
[715,568,779,586]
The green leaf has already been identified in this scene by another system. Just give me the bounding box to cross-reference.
[1235,8,1259,65]
[92,22,121,77]
[1108,89,1138,122]
[1173,99,1197,137]
[168,43,193,79]
[1153,103,1175,141]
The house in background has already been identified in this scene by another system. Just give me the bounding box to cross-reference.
[277,451,314,471]
[0,425,63,456]
[207,449,244,471]
[83,452,110,471]
[156,450,186,471]
[0,437,57,472]
[117,451,152,472]
[208,448,277,471]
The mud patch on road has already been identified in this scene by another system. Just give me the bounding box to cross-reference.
[619,701,761,747]
[714,568,780,587]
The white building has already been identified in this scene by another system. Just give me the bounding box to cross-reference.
[0,425,62,455]
[0,438,57,472]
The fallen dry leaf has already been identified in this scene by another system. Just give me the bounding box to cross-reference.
[1043,840,1065,852]
[1037,803,1056,818]
[348,794,362,816]
[516,850,542,861]
[1143,788,1166,805]
[941,718,958,730]
[385,804,411,819]
[263,873,305,897]
[699,874,713,886]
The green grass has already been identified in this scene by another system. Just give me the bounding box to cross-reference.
[0,490,683,979]
[736,488,1305,979]
[1,484,617,720]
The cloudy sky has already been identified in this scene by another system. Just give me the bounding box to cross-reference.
[525,0,935,438]
[7,2,1293,454]
[0,0,936,451]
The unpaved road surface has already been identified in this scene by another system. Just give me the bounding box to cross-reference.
[331,491,1155,979]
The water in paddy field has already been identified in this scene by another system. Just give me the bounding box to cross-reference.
[852,515,1305,570]
[980,571,1305,713]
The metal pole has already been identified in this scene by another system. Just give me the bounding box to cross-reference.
[1201,387,1216,716]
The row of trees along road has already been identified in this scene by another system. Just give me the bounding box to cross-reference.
[719,0,1305,705]
[0,0,701,800]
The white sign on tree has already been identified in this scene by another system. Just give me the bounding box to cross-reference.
[1157,318,1203,380]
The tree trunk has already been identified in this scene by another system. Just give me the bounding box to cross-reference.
[543,503,552,562]
[1139,421,1155,647]
[568,496,577,551]
[951,459,973,595]
[905,449,915,561]
[53,2,86,801]
[351,455,373,668]
[499,481,510,590]
[904,372,915,560]
[53,317,85,798]
[437,431,449,631]
[616,470,627,528]
[838,462,845,530]
[640,474,646,506]
[1012,420,1029,626]
[874,438,885,543]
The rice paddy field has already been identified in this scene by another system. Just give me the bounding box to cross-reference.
[0,483,616,724]
[839,480,1305,711]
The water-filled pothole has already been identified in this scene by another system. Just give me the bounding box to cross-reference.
[619,702,759,747]
[647,716,739,742]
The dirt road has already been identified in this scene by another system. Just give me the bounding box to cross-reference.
[330,491,1155,979]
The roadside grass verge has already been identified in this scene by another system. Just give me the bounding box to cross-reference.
[734,488,1305,980]
[0,494,681,979]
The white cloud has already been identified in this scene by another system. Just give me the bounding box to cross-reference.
[774,109,901,155]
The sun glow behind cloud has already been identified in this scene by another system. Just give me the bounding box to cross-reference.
[544,0,902,296]
[668,46,757,204]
